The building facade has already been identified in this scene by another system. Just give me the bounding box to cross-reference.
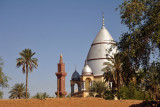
[70,15,117,97]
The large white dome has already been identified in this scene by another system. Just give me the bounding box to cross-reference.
[92,26,114,44]
[86,17,117,76]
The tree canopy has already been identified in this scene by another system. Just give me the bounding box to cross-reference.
[112,0,160,100]
[0,57,9,88]
[118,0,160,70]
[145,61,160,100]
[116,0,160,86]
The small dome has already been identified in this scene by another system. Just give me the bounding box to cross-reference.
[82,64,93,75]
[71,70,80,81]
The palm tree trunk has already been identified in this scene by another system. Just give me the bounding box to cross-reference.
[19,94,21,99]
[118,70,123,87]
[117,70,119,90]
[26,64,28,99]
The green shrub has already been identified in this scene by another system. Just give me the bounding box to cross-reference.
[118,82,145,100]
[90,81,106,98]
[104,90,114,100]
[118,86,130,99]
[0,91,3,99]
[32,92,50,99]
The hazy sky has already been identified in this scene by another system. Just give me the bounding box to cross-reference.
[0,0,127,99]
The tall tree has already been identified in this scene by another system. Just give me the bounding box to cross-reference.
[102,44,123,90]
[145,61,160,100]
[0,57,9,88]
[16,49,38,98]
[0,57,9,99]
[102,53,123,90]
[9,83,29,99]
[117,0,160,84]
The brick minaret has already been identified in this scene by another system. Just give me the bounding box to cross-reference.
[55,54,67,97]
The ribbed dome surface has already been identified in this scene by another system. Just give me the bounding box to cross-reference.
[86,26,116,76]
[71,70,80,81]
[82,64,93,75]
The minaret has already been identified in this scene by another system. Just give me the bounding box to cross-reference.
[55,54,67,97]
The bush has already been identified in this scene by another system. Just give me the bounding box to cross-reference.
[0,91,3,99]
[118,82,145,100]
[90,81,106,98]
[118,86,129,99]
[32,92,50,99]
[104,90,114,100]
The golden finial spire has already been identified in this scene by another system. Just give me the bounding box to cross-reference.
[60,54,63,63]
[60,53,63,57]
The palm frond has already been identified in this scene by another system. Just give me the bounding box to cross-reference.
[17,49,38,73]
[32,92,50,99]
[9,83,29,99]
[31,52,36,58]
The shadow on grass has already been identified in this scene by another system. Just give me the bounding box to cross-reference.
[130,101,160,107]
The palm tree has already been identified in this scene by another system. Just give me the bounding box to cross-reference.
[90,81,106,97]
[9,83,29,99]
[102,53,123,90]
[32,92,50,99]
[16,49,38,98]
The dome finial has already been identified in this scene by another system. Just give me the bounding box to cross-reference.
[102,12,105,28]
[85,60,88,65]
[60,53,63,57]
[60,53,63,63]
[75,65,77,71]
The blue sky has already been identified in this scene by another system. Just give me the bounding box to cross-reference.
[0,0,127,99]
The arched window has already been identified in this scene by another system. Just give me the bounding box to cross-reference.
[74,83,78,93]
[85,78,91,91]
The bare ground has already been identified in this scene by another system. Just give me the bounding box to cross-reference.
[0,98,147,107]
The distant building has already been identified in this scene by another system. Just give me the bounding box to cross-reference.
[55,54,67,97]
[70,15,117,97]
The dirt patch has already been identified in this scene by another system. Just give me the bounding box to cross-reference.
[0,98,144,107]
